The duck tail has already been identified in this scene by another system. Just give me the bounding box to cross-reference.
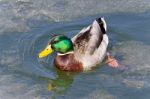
[96,17,107,34]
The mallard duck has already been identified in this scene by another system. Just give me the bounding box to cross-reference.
[38,17,120,72]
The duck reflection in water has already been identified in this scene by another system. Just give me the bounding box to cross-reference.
[47,68,76,94]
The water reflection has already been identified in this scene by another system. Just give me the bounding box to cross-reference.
[47,68,76,94]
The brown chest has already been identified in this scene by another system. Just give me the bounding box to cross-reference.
[54,54,83,72]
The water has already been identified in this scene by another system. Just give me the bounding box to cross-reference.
[0,0,150,99]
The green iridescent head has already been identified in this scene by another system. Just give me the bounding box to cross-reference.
[38,35,74,58]
[50,35,74,53]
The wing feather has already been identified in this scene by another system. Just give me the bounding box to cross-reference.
[72,18,107,55]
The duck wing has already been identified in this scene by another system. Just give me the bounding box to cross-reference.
[72,18,107,55]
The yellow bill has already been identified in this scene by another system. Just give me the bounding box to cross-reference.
[38,45,54,58]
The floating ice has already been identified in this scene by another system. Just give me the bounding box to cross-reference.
[0,0,150,33]
[112,41,150,88]
[82,90,115,99]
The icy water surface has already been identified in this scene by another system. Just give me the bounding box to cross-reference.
[0,0,150,99]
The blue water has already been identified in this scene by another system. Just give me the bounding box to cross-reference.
[0,0,150,99]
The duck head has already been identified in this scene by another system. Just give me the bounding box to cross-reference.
[38,35,74,58]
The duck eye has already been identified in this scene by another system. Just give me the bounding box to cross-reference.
[51,39,60,44]
[49,40,58,44]
[53,40,58,43]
